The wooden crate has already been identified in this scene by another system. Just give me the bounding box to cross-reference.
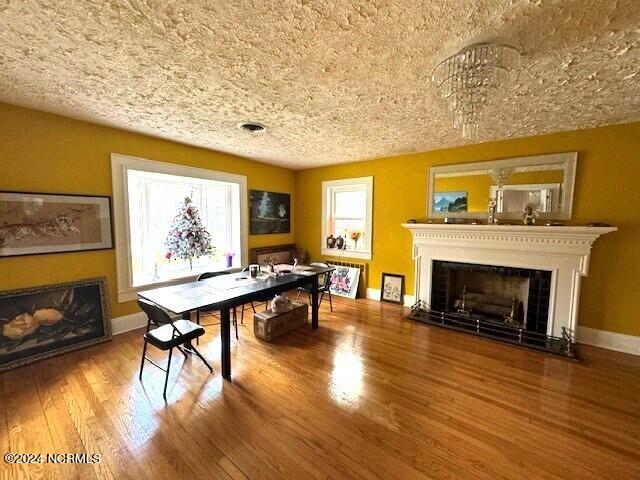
[253,302,308,342]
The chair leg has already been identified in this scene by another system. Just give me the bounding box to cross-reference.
[195,309,200,346]
[189,343,213,372]
[328,290,333,312]
[241,303,245,324]
[251,302,256,313]
[163,347,174,400]
[233,308,238,340]
[319,291,325,307]
[139,340,148,380]
[308,292,312,307]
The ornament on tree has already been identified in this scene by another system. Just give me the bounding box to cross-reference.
[165,197,213,270]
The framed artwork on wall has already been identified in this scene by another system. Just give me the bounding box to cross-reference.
[381,273,405,304]
[0,277,111,372]
[249,190,291,234]
[0,191,113,257]
[329,265,360,299]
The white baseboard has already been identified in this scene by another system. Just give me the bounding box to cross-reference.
[577,327,640,356]
[366,288,416,307]
[111,311,147,335]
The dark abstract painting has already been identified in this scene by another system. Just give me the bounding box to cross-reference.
[0,278,111,371]
[249,190,291,234]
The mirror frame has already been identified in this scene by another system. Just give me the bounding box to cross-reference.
[427,152,577,220]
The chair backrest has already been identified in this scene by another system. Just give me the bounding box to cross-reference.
[197,271,230,281]
[138,298,174,327]
[310,262,332,289]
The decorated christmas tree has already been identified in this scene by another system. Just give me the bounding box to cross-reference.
[165,197,213,270]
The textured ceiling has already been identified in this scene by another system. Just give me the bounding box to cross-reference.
[1,1,639,169]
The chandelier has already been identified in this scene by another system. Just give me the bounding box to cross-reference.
[432,43,521,139]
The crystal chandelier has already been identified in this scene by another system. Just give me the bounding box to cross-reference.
[432,43,521,139]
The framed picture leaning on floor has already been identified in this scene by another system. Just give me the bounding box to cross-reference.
[380,273,405,304]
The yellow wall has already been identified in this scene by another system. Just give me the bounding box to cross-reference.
[295,122,640,336]
[0,103,295,318]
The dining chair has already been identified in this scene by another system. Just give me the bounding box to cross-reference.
[196,271,238,341]
[138,299,212,400]
[239,267,271,322]
[296,262,333,312]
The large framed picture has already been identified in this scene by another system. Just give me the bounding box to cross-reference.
[0,277,111,372]
[381,273,405,304]
[329,265,360,299]
[0,191,113,257]
[249,190,291,234]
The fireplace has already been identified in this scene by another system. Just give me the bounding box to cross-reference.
[401,223,617,356]
[431,261,552,335]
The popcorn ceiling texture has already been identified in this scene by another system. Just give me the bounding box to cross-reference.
[0,0,638,169]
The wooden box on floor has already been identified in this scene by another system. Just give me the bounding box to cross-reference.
[254,302,308,342]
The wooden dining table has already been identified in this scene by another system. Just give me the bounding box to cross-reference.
[137,265,334,380]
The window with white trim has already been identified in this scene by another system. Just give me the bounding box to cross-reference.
[111,154,247,302]
[321,177,373,260]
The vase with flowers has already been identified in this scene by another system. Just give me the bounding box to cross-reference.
[223,251,235,268]
[349,230,362,251]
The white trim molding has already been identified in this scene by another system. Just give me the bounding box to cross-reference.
[110,153,248,303]
[402,223,617,342]
[111,311,147,335]
[321,176,373,261]
[366,288,415,307]
[577,327,640,356]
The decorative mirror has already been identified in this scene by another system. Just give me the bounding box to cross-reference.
[427,153,577,221]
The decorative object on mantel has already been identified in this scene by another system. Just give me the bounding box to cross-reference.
[444,217,466,224]
[165,196,213,270]
[407,219,417,224]
[522,203,539,225]
[0,191,113,258]
[401,223,617,346]
[544,221,564,226]
[335,235,345,250]
[0,277,111,372]
[381,273,405,304]
[431,43,521,139]
[470,219,483,225]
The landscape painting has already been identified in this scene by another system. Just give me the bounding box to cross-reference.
[250,190,291,234]
[433,191,468,213]
[0,191,113,257]
[0,278,111,371]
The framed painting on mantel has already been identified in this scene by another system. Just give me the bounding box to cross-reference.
[0,191,113,257]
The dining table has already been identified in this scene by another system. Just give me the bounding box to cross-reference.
[137,264,335,380]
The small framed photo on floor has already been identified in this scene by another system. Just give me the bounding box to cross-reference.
[380,273,405,304]
[0,191,113,257]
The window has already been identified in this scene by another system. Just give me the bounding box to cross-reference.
[111,154,247,302]
[322,177,373,260]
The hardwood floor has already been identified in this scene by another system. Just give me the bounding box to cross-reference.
[2,296,639,480]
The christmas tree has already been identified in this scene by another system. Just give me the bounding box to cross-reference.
[165,197,213,270]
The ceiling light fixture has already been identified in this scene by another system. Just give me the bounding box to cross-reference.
[432,43,521,140]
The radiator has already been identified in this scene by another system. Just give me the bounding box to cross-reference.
[324,259,368,298]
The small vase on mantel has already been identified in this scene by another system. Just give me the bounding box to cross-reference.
[335,236,345,250]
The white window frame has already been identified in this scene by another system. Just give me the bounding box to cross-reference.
[321,176,373,260]
[111,153,248,303]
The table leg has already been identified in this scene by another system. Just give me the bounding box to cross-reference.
[311,275,319,330]
[221,306,231,380]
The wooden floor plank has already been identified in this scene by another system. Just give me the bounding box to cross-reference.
[1,296,639,479]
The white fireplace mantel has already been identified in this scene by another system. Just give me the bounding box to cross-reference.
[402,223,617,341]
